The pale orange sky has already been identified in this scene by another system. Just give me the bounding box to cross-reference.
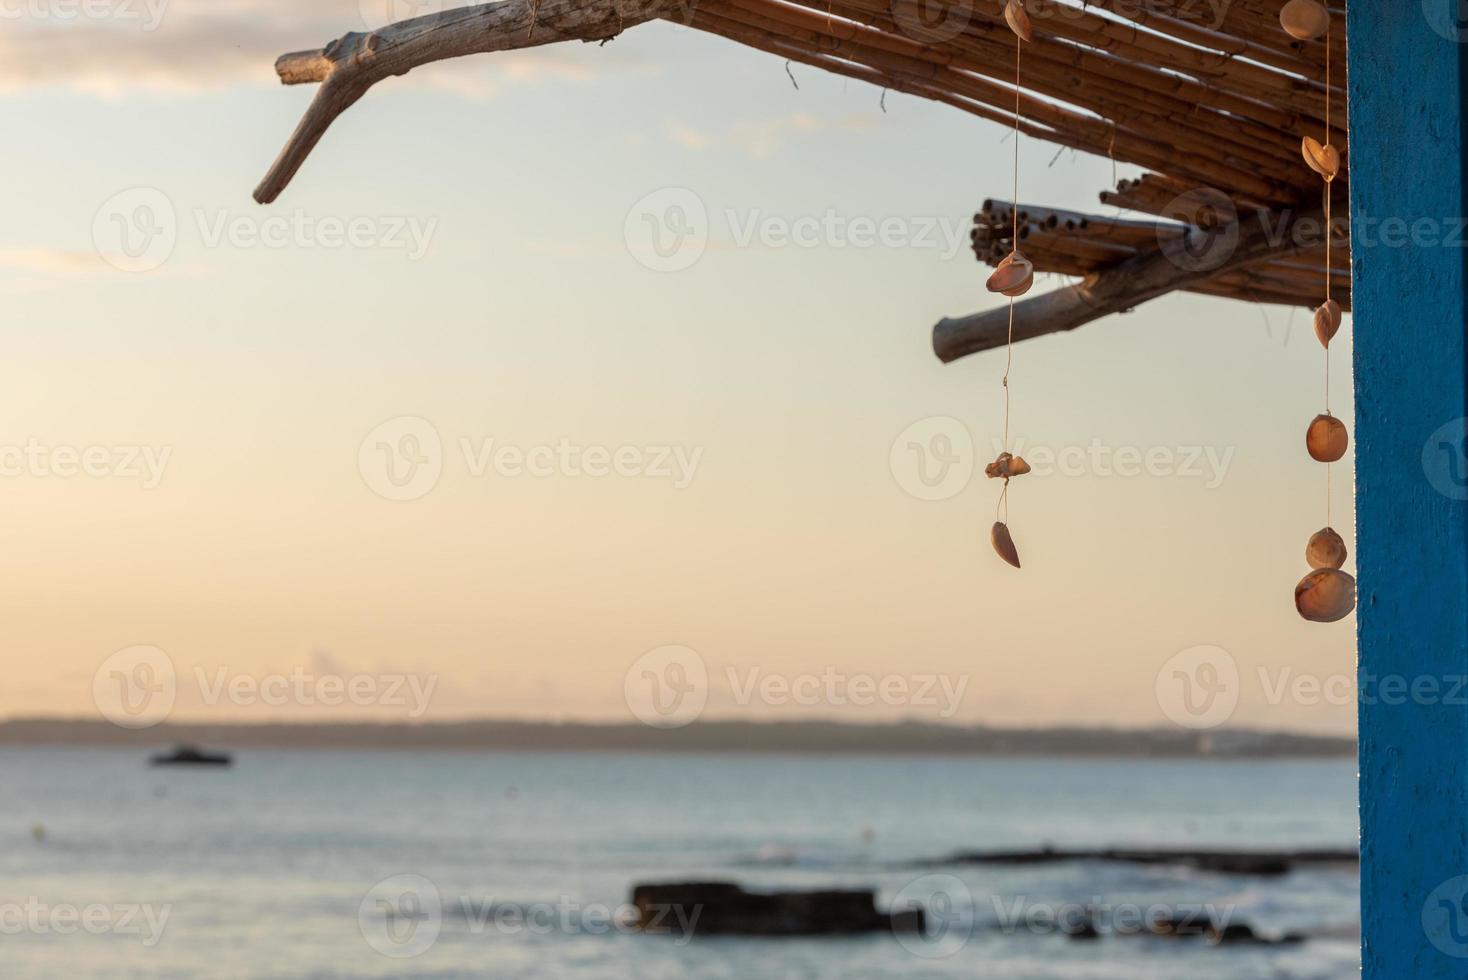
[1,0,1355,734]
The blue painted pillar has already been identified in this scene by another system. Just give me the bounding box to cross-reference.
[1352,2,1468,975]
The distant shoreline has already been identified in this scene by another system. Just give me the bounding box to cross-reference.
[0,718,1354,758]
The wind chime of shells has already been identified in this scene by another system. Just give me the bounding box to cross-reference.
[1281,0,1356,623]
[985,0,1034,570]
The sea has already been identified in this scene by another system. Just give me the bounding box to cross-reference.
[0,748,1359,978]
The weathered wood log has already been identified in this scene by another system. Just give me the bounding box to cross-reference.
[934,204,1329,362]
[973,198,1349,312]
[1190,284,1312,309]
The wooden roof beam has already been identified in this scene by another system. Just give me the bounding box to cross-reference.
[932,203,1329,362]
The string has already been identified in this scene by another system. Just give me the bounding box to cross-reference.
[1323,28,1332,526]
[995,17,1022,533]
[1002,31,1019,456]
[1107,121,1117,190]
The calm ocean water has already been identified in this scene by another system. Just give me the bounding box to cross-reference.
[0,748,1358,978]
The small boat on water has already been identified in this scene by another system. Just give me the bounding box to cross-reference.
[149,744,233,767]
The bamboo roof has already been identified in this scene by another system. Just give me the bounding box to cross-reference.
[253,0,1350,361]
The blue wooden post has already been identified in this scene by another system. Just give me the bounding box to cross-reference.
[1352,2,1468,975]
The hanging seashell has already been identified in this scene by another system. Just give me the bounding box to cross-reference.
[1306,413,1349,463]
[1295,567,1356,623]
[985,452,1031,479]
[1302,137,1340,181]
[1306,526,1348,570]
[1313,298,1342,349]
[986,250,1034,297]
[991,521,1021,568]
[1279,0,1330,41]
[1003,0,1033,42]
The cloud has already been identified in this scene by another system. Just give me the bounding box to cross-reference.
[0,248,107,274]
[0,0,650,95]
[665,122,711,150]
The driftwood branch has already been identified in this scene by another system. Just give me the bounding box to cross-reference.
[254,0,676,203]
[933,204,1331,363]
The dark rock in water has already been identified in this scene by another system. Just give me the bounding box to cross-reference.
[932,846,1355,876]
[1205,922,1258,945]
[149,744,232,767]
[887,907,925,934]
[1148,910,1212,938]
[630,882,924,937]
[1063,914,1100,940]
[1205,921,1307,946]
[1133,914,1310,946]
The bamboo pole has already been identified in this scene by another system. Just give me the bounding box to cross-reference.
[1018,0,1346,123]
[982,200,1188,247]
[1090,0,1323,78]
[788,0,1335,138]
[1218,0,1346,69]
[775,0,1345,155]
[769,6,1309,179]
[683,10,1062,138]
[1019,226,1137,264]
[701,0,1301,201]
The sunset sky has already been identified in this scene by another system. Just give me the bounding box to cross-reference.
[2,0,1355,733]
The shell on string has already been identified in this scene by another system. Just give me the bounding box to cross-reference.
[1279,0,1331,41]
[985,452,1031,480]
[1003,0,1033,42]
[1313,298,1342,349]
[986,250,1034,297]
[1306,527,1348,570]
[1306,413,1349,463]
[991,521,1021,569]
[1295,567,1356,623]
[1302,137,1340,181]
